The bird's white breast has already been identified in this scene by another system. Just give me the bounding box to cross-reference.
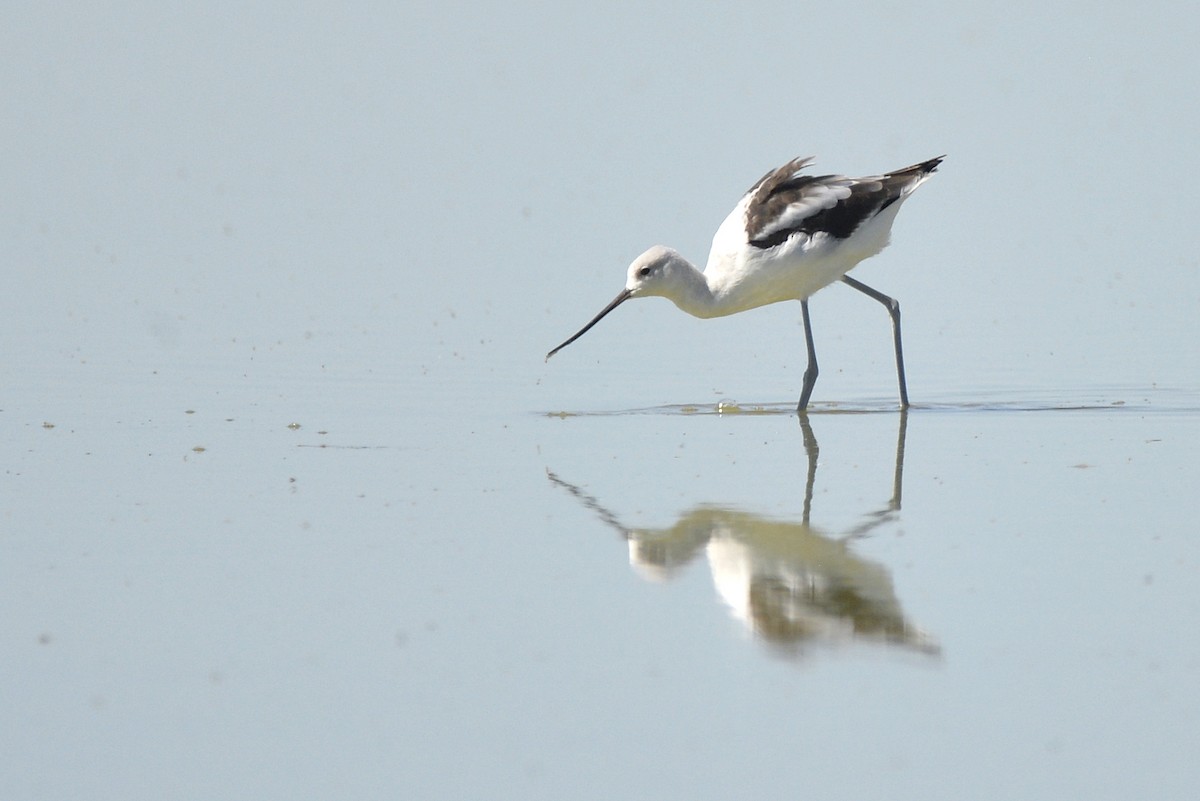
[699,194,909,316]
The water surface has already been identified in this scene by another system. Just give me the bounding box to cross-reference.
[3,2,1199,800]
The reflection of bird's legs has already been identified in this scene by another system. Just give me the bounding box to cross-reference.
[797,413,819,526]
[843,408,910,541]
[890,408,908,512]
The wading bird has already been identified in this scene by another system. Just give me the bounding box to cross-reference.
[545,155,943,412]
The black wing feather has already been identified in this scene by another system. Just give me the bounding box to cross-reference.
[746,157,942,250]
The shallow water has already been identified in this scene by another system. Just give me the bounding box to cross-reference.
[4,3,1200,800]
[7,380,1198,799]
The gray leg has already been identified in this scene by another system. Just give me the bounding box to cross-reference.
[841,275,909,409]
[797,299,818,413]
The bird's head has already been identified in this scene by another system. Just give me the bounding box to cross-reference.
[623,245,688,299]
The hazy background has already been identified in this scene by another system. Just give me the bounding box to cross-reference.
[3,2,1198,800]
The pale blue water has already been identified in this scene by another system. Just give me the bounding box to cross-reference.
[3,3,1199,800]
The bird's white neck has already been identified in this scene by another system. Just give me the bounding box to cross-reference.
[659,254,784,320]
[628,245,755,319]
[660,258,724,319]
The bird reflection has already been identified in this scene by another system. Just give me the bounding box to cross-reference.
[547,413,938,659]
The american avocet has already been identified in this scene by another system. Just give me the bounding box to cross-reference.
[546,155,943,412]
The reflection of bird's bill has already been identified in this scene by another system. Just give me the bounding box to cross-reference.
[545,288,633,361]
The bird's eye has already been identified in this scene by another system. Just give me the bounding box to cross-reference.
[638,266,652,277]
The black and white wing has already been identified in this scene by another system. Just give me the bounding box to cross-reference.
[743,156,943,250]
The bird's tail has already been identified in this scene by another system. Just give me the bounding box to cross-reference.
[884,155,944,197]
[891,155,944,181]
